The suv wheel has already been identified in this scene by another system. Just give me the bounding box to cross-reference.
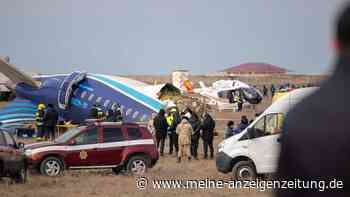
[40,157,64,177]
[126,156,149,175]
[13,166,27,184]
[232,161,257,180]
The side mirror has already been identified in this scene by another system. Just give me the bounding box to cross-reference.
[68,139,76,146]
[247,127,255,139]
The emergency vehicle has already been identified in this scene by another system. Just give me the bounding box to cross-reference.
[24,122,159,176]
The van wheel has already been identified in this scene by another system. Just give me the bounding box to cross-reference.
[40,157,64,177]
[13,166,27,184]
[232,161,257,180]
[126,156,149,175]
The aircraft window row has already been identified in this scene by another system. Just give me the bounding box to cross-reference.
[132,111,139,119]
[126,108,133,116]
[140,115,147,122]
[104,99,111,107]
[81,91,88,99]
[76,87,150,121]
[88,93,95,101]
[96,97,102,103]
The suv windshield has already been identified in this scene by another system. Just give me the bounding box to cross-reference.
[54,126,86,143]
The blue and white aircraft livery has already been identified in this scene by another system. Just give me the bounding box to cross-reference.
[0,58,262,130]
[0,58,165,129]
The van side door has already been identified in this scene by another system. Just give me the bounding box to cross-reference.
[248,113,283,174]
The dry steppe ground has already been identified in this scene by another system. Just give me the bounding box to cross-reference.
[0,99,274,197]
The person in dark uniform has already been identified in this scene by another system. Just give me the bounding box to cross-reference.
[153,109,168,156]
[263,85,268,97]
[200,112,216,159]
[276,4,350,196]
[184,108,201,160]
[43,104,58,140]
[270,84,276,97]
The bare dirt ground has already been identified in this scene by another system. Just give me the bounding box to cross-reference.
[0,98,273,197]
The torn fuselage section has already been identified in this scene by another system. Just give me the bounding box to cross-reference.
[57,71,87,110]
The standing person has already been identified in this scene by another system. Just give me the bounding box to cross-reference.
[277,4,350,196]
[263,85,268,97]
[270,84,276,97]
[201,112,216,159]
[153,109,168,156]
[43,104,58,141]
[167,108,180,155]
[184,108,201,160]
[176,116,193,163]
[35,103,45,140]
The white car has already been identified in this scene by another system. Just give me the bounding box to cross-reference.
[216,87,317,180]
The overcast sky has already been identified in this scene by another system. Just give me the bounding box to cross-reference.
[0,0,347,75]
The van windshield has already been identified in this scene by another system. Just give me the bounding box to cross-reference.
[54,127,85,143]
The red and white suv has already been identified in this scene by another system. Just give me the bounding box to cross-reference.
[24,122,159,176]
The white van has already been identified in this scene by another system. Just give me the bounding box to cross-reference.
[216,87,318,180]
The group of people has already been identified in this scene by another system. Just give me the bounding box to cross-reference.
[262,83,315,98]
[35,103,59,140]
[150,107,216,163]
[224,115,250,139]
[262,84,276,97]
[90,104,123,122]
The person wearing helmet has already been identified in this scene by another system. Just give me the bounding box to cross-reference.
[35,102,45,140]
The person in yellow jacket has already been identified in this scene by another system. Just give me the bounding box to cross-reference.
[176,116,193,163]
[166,108,180,155]
[35,103,45,140]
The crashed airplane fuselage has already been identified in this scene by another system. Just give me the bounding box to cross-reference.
[0,59,164,128]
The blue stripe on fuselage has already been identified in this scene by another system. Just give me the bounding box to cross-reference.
[0,114,35,121]
[5,103,36,109]
[90,74,164,111]
[0,108,36,115]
